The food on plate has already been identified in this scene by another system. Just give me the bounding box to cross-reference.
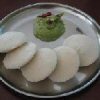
[63,34,99,66]
[0,32,27,52]
[1,12,99,83]
[49,46,80,82]
[3,42,37,69]
[34,12,65,42]
[21,48,57,82]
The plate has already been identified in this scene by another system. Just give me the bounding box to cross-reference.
[0,3,100,98]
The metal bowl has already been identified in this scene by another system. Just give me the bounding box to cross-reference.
[0,3,100,98]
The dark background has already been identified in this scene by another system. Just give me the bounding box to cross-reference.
[0,0,100,100]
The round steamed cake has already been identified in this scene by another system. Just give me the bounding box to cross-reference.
[0,32,27,52]
[49,46,80,82]
[3,42,37,69]
[63,34,99,66]
[21,48,57,82]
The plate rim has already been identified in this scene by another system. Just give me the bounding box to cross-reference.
[0,2,100,98]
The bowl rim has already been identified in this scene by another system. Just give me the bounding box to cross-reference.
[0,2,100,98]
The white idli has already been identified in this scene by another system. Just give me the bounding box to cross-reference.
[3,42,37,69]
[49,46,80,82]
[63,34,99,66]
[21,48,57,82]
[0,32,27,52]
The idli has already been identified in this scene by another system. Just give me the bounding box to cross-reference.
[21,48,57,82]
[3,42,37,69]
[49,46,80,82]
[63,34,99,66]
[0,32,27,52]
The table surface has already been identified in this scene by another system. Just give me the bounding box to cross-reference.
[0,0,100,100]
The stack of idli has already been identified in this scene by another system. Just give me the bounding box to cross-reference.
[0,32,99,83]
[49,34,99,82]
[1,32,37,69]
